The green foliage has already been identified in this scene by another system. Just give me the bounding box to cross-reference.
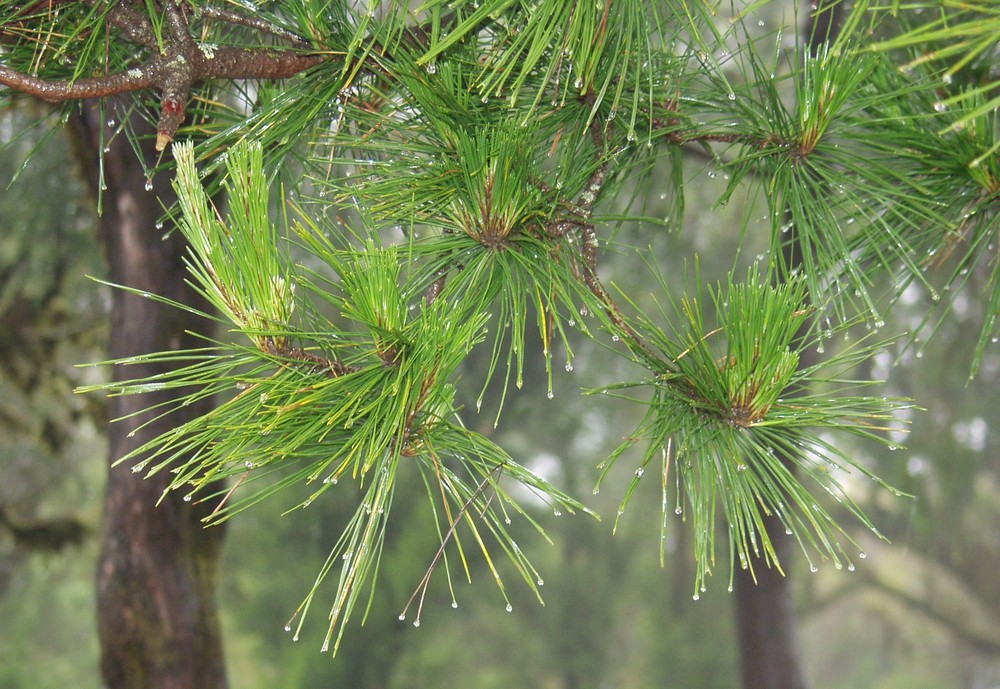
[82,141,589,653]
[7,0,999,655]
[595,263,910,593]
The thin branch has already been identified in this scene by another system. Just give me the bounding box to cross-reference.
[264,337,359,378]
[541,116,665,368]
[399,460,508,626]
[195,5,311,46]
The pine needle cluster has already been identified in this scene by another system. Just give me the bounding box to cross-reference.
[3,0,996,652]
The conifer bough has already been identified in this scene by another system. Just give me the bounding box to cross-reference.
[5,0,997,655]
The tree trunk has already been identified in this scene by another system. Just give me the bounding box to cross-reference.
[733,524,809,689]
[731,6,849,688]
[69,102,228,689]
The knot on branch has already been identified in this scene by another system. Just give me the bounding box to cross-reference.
[0,0,324,151]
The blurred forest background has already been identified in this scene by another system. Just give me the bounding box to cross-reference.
[2,2,1000,688]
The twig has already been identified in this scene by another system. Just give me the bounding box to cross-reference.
[399,461,508,626]
[264,337,359,378]
[195,5,311,46]
[541,117,665,368]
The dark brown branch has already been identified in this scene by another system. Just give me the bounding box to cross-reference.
[103,0,159,48]
[0,43,326,150]
[191,46,326,81]
[1,0,327,150]
[0,63,159,101]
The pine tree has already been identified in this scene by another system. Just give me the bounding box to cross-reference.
[2,0,998,686]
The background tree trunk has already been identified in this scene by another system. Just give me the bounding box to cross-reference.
[733,522,809,689]
[68,102,228,689]
[731,5,848,688]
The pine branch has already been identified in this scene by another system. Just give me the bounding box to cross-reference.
[1,0,325,149]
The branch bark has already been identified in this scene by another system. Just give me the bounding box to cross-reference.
[1,0,325,150]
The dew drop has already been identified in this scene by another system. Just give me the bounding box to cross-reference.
[809,564,818,573]
[547,390,554,399]
[933,101,947,113]
[858,551,867,559]
[692,593,700,601]
[183,494,193,502]
[537,578,544,586]
[284,624,292,632]
[398,614,405,621]
[413,619,420,628]
[635,467,644,477]
[675,506,683,515]
[565,363,574,372]
[727,92,736,101]
[144,178,154,192]
[505,603,513,612]
[847,563,855,572]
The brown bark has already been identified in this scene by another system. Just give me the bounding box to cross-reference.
[68,102,228,689]
[733,525,810,689]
